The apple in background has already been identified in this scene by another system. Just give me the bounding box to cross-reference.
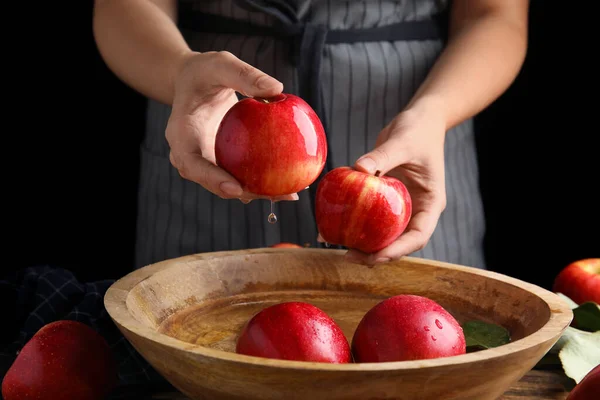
[236,302,351,363]
[567,363,600,400]
[351,294,466,363]
[553,258,600,305]
[215,93,327,198]
[315,166,412,254]
[2,320,118,400]
[270,242,305,248]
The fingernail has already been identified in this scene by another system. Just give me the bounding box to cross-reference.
[374,257,390,264]
[240,198,252,204]
[257,76,281,90]
[220,182,243,197]
[356,157,376,174]
[291,193,299,201]
[344,253,363,265]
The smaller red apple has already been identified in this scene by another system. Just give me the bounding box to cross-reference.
[566,363,600,400]
[270,242,304,248]
[236,302,351,363]
[553,258,600,305]
[315,166,412,254]
[351,294,466,363]
[2,320,118,400]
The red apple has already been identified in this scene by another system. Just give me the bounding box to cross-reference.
[351,294,466,363]
[553,258,600,305]
[215,93,327,197]
[567,363,600,400]
[236,301,351,363]
[270,242,304,248]
[2,320,118,400]
[315,166,412,254]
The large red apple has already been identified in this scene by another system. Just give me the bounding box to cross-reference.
[553,258,600,305]
[567,363,600,400]
[2,320,118,400]
[315,166,412,254]
[351,294,466,363]
[236,301,351,363]
[215,93,327,197]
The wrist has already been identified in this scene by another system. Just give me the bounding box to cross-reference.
[170,50,200,103]
[404,94,449,132]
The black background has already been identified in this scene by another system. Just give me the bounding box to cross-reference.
[6,0,598,291]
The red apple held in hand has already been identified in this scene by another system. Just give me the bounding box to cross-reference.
[215,93,327,197]
[351,294,466,363]
[553,258,600,305]
[315,166,412,254]
[236,301,352,363]
[2,320,118,400]
[567,363,600,400]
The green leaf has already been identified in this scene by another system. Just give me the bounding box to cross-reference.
[572,302,600,332]
[462,320,511,352]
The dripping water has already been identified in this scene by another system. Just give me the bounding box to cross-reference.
[267,199,277,224]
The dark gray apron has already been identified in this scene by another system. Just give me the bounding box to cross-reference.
[134,0,487,272]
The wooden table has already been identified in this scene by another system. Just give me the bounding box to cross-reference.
[148,369,571,400]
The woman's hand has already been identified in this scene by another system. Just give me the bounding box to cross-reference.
[344,97,448,266]
[166,51,299,202]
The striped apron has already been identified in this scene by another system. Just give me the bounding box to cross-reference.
[134,0,487,271]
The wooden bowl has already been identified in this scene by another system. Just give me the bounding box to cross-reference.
[104,249,572,400]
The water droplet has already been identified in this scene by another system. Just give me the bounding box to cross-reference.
[435,319,443,329]
[267,200,277,224]
[424,326,430,332]
[431,335,437,341]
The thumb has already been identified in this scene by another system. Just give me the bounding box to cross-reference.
[354,139,407,176]
[214,51,283,98]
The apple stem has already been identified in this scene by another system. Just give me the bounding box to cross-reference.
[375,170,381,177]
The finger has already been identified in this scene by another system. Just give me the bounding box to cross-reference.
[170,151,244,199]
[214,51,283,98]
[238,192,299,202]
[343,204,443,267]
[344,249,376,267]
[375,209,442,265]
[354,137,407,176]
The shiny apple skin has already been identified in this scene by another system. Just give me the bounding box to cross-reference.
[214,93,327,197]
[315,166,412,254]
[235,302,352,364]
[351,294,466,363]
[553,258,600,305]
[1,320,117,400]
[567,363,600,400]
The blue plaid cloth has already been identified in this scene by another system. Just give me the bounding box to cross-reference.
[1,265,175,397]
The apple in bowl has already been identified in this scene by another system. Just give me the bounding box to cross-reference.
[236,302,351,364]
[215,93,327,198]
[270,242,305,248]
[351,294,466,363]
[315,166,412,254]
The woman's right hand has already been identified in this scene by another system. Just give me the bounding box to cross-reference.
[166,51,298,202]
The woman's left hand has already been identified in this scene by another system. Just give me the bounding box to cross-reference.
[343,97,448,266]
